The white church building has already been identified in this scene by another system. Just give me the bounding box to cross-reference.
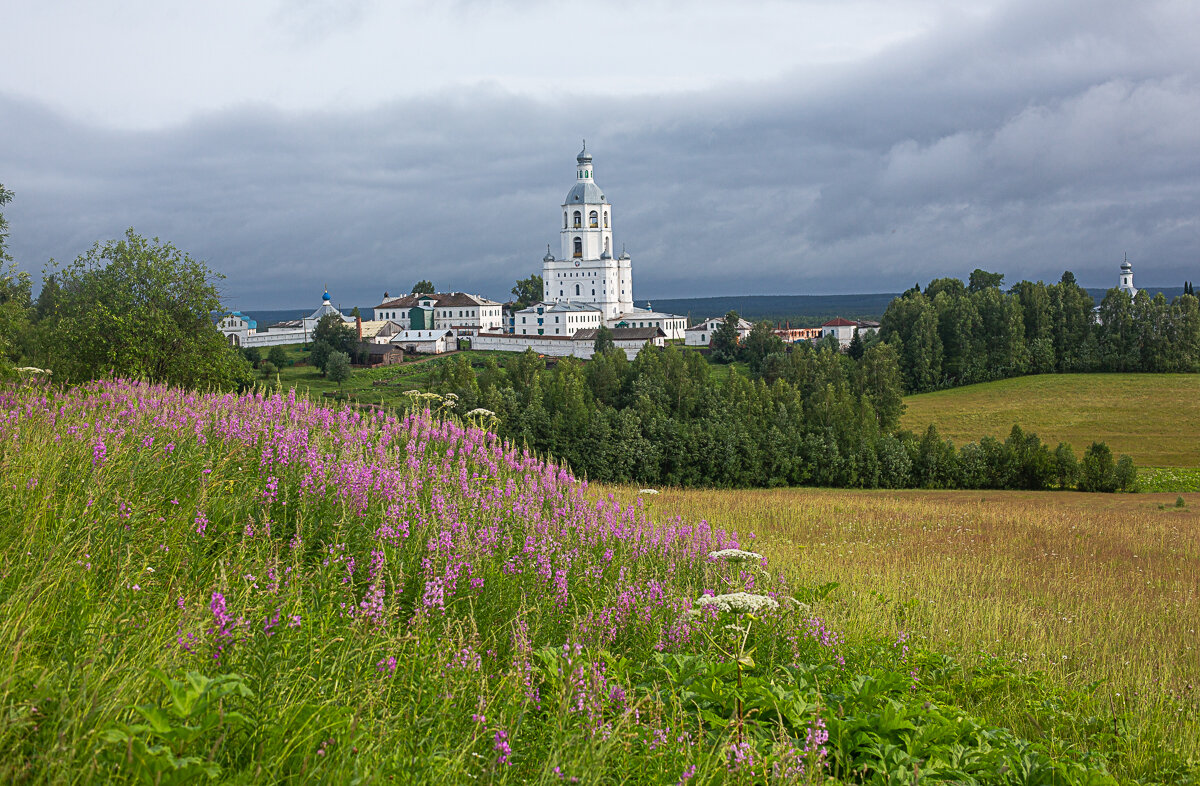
[217,289,356,348]
[510,144,687,340]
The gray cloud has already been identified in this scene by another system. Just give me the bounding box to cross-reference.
[3,0,1200,308]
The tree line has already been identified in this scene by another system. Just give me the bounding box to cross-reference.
[430,342,1134,491]
[880,269,1200,393]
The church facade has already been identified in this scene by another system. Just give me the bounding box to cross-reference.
[515,144,686,340]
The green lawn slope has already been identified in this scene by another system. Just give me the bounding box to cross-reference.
[901,373,1200,467]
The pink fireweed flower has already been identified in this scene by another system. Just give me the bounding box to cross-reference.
[726,740,756,773]
[493,730,512,766]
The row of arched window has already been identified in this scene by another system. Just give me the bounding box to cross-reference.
[564,210,609,229]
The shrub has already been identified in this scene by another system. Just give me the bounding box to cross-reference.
[267,345,289,368]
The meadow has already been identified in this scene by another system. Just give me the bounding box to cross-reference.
[0,380,1163,783]
[609,485,1200,779]
[900,374,1200,468]
[264,345,515,403]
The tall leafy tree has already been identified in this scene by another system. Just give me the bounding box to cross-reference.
[0,184,33,373]
[967,268,1004,292]
[1049,271,1095,371]
[313,312,356,355]
[740,321,784,372]
[1135,291,1171,372]
[592,325,615,355]
[326,351,351,388]
[1096,289,1138,371]
[881,292,942,392]
[1167,293,1200,371]
[42,229,251,389]
[973,286,1026,378]
[411,280,435,294]
[0,183,13,264]
[511,274,544,310]
[710,311,741,363]
[857,342,905,430]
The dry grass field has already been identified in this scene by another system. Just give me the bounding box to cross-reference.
[900,373,1200,467]
[604,484,1200,766]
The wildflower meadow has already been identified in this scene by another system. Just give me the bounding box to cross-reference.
[0,380,1137,782]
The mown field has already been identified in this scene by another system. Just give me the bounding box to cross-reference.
[900,374,1200,468]
[606,484,1200,777]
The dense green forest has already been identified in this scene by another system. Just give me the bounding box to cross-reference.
[429,341,1134,492]
[881,269,1200,393]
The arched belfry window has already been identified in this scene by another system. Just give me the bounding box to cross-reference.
[573,211,581,228]
[573,237,582,258]
[563,212,567,229]
[589,210,598,228]
[575,284,580,296]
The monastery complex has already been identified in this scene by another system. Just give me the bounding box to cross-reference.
[216,144,1146,360]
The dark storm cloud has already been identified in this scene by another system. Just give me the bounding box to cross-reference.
[3,0,1199,308]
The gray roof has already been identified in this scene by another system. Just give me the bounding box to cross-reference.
[516,300,602,315]
[564,182,605,205]
[617,307,686,320]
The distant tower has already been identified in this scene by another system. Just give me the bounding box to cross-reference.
[1118,254,1138,297]
[541,142,633,319]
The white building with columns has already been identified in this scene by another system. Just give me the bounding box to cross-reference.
[530,144,687,339]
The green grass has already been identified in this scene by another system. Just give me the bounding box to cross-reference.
[901,373,1200,468]
[619,484,1200,781]
[261,345,519,405]
[0,380,1149,783]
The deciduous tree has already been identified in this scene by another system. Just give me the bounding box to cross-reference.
[42,229,251,389]
[326,351,351,387]
[710,311,741,363]
[511,274,544,310]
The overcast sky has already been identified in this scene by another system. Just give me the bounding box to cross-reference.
[2,0,1198,309]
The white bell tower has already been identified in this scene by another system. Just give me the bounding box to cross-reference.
[541,142,632,320]
[1118,254,1137,297]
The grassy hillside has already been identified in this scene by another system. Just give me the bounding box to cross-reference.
[0,380,1144,783]
[900,373,1200,467]
[612,484,1200,778]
